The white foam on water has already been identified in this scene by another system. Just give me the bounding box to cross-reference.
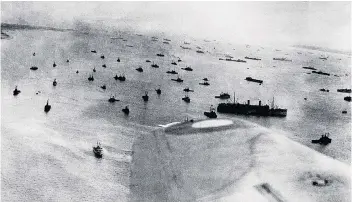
[192,119,233,128]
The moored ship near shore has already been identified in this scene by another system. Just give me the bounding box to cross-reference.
[217,93,287,117]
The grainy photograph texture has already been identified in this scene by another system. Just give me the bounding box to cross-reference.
[1,1,351,202]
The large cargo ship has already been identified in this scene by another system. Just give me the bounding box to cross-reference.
[217,94,287,117]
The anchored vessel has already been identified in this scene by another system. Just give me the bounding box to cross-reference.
[245,56,261,60]
[122,106,130,115]
[311,133,331,145]
[204,105,217,118]
[217,93,287,117]
[13,86,21,96]
[245,77,263,84]
[215,92,230,99]
[93,142,103,158]
[337,89,351,93]
[312,71,330,76]
[273,57,292,62]
[302,66,317,70]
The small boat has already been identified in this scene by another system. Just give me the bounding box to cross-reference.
[93,142,103,158]
[142,92,149,101]
[312,71,330,76]
[136,67,143,72]
[76,70,79,74]
[146,60,151,63]
[163,41,169,44]
[114,75,126,81]
[53,62,57,67]
[156,53,164,57]
[53,79,57,86]
[91,50,97,53]
[344,96,351,102]
[199,81,210,86]
[183,87,194,92]
[30,66,38,70]
[44,99,51,113]
[166,70,178,74]
[342,110,347,114]
[182,95,190,103]
[311,133,331,145]
[171,61,177,65]
[88,75,94,81]
[108,96,119,103]
[100,85,106,90]
[319,88,329,92]
[203,78,209,81]
[171,77,183,82]
[13,86,21,96]
[180,46,191,50]
[122,106,130,115]
[100,55,105,59]
[181,66,193,71]
[244,56,261,61]
[302,66,317,70]
[245,77,263,84]
[151,62,159,68]
[33,52,36,56]
[93,68,96,72]
[204,105,217,118]
[215,92,230,99]
[178,58,182,62]
[66,59,69,63]
[155,88,161,95]
[196,50,204,54]
[117,58,120,62]
[102,64,106,68]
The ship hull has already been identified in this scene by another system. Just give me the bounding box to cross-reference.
[217,103,287,117]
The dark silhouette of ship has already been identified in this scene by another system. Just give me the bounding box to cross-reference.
[102,64,106,68]
[199,81,210,86]
[93,142,103,158]
[136,67,143,72]
[312,71,330,76]
[108,95,119,103]
[30,66,38,70]
[53,79,57,86]
[88,74,94,81]
[76,70,79,74]
[245,56,261,60]
[44,100,51,113]
[302,66,317,70]
[100,55,105,59]
[344,96,351,102]
[171,77,183,82]
[225,58,247,63]
[114,74,126,81]
[146,60,151,63]
[91,50,97,53]
[215,92,230,99]
[273,57,292,62]
[163,38,171,42]
[178,58,182,62]
[217,93,287,117]
[319,56,328,60]
[33,52,36,56]
[196,50,204,53]
[122,106,130,115]
[100,85,106,90]
[163,41,170,44]
[319,88,329,92]
[66,59,69,63]
[151,62,159,68]
[183,87,194,92]
[182,95,190,103]
[171,61,177,65]
[337,89,351,93]
[204,105,217,118]
[180,46,191,50]
[117,58,120,62]
[53,62,57,67]
[156,53,164,57]
[245,77,263,84]
[181,66,193,71]
[155,88,161,95]
[166,70,178,74]
[93,68,96,72]
[142,92,149,101]
[311,133,331,145]
[13,86,21,96]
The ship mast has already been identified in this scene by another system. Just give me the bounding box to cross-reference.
[271,97,275,109]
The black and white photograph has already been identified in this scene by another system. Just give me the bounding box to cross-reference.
[1,1,351,201]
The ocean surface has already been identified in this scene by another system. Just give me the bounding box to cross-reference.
[1,29,351,201]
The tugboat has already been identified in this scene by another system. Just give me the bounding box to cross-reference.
[142,92,149,101]
[151,62,159,68]
[311,133,331,145]
[53,62,57,67]
[171,77,183,83]
[156,53,164,57]
[117,58,120,62]
[53,79,57,86]
[122,106,130,115]
[88,74,94,81]
[166,70,178,74]
[13,86,21,96]
[199,81,210,86]
[215,92,230,99]
[30,66,38,70]
[171,61,177,65]
[136,67,143,72]
[114,74,126,81]
[344,96,351,102]
[44,100,51,113]
[181,66,193,71]
[245,77,263,84]
[91,50,97,53]
[102,64,106,68]
[146,60,151,63]
[100,55,105,59]
[337,89,351,93]
[155,88,161,95]
[204,105,217,118]
[108,95,119,103]
[182,94,191,103]
[183,87,194,92]
[100,85,106,90]
[93,67,96,72]
[93,142,103,158]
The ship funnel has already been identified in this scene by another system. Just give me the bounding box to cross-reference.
[247,100,250,105]
[259,100,262,106]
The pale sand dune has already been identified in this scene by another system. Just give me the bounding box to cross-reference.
[130,119,350,201]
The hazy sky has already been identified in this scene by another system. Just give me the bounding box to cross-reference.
[1,1,351,51]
